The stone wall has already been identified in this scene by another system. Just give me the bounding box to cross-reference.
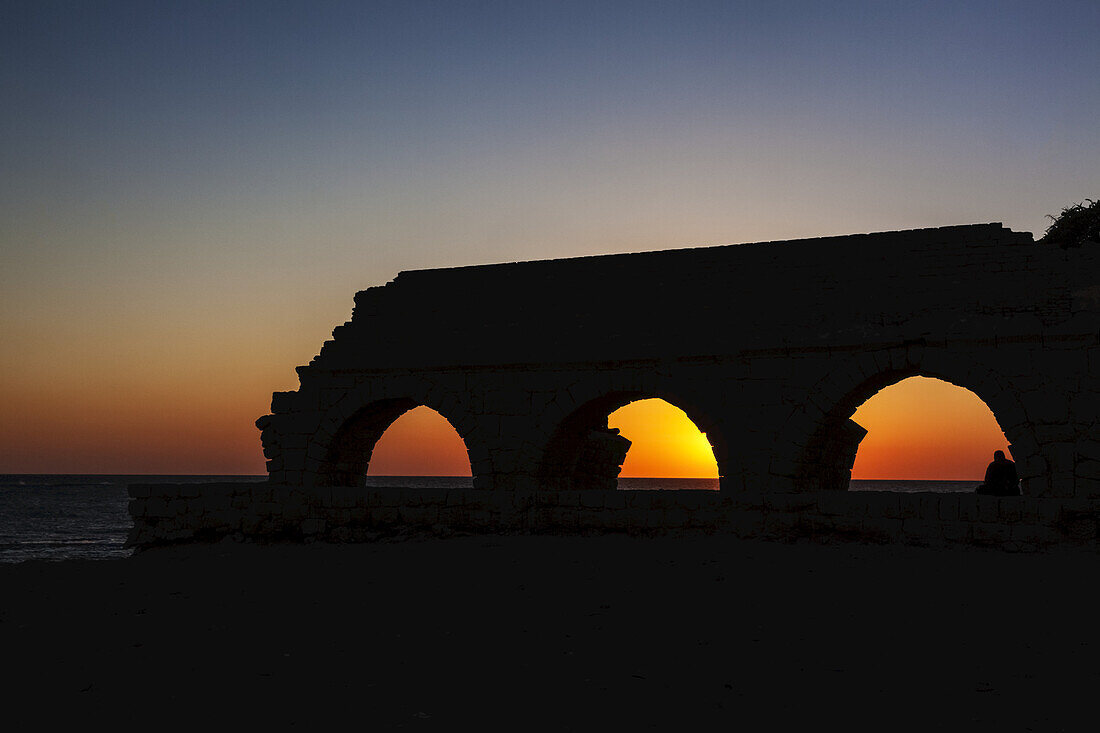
[174,224,1100,554]
[128,483,1100,553]
[256,224,1100,500]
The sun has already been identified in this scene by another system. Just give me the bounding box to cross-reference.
[607,398,719,479]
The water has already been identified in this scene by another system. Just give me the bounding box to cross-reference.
[0,475,264,563]
[0,475,979,562]
[849,479,978,493]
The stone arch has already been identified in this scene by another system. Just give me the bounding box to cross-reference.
[775,345,1041,493]
[306,383,482,486]
[533,381,728,491]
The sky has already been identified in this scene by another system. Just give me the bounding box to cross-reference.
[1,1,1096,475]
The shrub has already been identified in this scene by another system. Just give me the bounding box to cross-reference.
[1040,199,1100,248]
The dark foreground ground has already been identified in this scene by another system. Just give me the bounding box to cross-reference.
[2,534,1098,730]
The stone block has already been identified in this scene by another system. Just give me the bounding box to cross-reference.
[897,494,921,519]
[1077,438,1100,464]
[1020,393,1069,425]
[997,500,1024,523]
[860,493,900,519]
[762,512,801,538]
[816,493,850,516]
[146,497,169,517]
[1036,498,1064,524]
[180,479,206,497]
[730,490,765,511]
[330,487,356,508]
[270,486,295,504]
[379,489,404,507]
[164,527,194,542]
[860,517,902,542]
[1055,512,1098,542]
[1049,476,1077,498]
[1034,425,1079,454]
[372,507,400,526]
[977,498,1000,523]
[674,491,713,511]
[1017,454,1048,480]
[578,490,606,509]
[1010,524,1060,546]
[1075,477,1100,498]
[400,506,439,526]
[300,518,326,536]
[957,494,980,522]
[901,518,939,539]
[1076,460,1100,480]
[326,507,352,526]
[554,507,579,530]
[936,495,960,521]
[663,507,690,527]
[128,484,153,499]
[572,509,596,529]
[250,484,274,503]
[1047,442,1079,474]
[270,391,297,413]
[209,510,239,528]
[972,523,1013,544]
[254,501,281,516]
[202,492,229,512]
[828,514,864,534]
[557,490,580,508]
[918,495,941,521]
[765,493,816,514]
[939,520,971,543]
[728,511,764,537]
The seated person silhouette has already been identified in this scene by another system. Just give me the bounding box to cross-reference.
[976,450,1021,496]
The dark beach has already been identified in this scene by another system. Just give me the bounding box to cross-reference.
[3,534,1096,729]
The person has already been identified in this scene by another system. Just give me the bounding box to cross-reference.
[976,450,1021,496]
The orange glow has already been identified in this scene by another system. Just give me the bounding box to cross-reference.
[850,376,1010,480]
[0,361,282,475]
[608,398,719,478]
[0,292,317,474]
[366,406,472,476]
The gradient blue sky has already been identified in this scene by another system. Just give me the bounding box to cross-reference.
[1,1,1097,472]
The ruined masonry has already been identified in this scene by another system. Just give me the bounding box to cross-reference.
[129,224,1100,550]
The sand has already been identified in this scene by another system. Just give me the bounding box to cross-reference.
[2,534,1097,729]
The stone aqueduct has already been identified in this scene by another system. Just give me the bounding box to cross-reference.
[256,224,1099,499]
[127,223,1100,551]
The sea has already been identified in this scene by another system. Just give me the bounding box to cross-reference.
[0,475,978,563]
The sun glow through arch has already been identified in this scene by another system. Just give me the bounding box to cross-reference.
[849,376,1011,481]
[607,398,719,479]
[366,405,472,477]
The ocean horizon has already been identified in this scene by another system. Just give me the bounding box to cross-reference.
[0,474,981,563]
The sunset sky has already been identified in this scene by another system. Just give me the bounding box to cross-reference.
[2,1,1097,476]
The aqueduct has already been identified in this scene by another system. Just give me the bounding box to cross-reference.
[129,223,1100,551]
[256,223,1099,498]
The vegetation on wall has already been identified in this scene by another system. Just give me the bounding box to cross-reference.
[1040,199,1100,248]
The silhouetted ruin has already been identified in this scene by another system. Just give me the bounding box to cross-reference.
[130,224,1100,550]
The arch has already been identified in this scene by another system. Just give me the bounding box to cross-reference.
[848,376,1010,482]
[366,405,473,477]
[779,346,1041,493]
[309,386,480,486]
[610,399,720,480]
[536,389,726,491]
